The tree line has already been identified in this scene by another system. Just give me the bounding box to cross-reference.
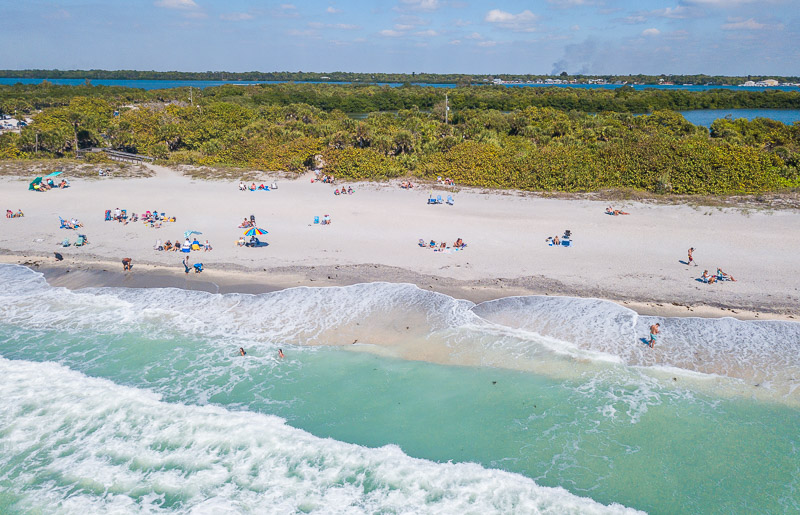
[0,85,797,195]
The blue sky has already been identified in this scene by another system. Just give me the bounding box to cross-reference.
[1,0,798,75]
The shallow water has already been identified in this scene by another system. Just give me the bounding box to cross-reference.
[0,264,798,513]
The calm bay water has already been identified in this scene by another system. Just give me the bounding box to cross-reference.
[0,264,798,513]
[680,109,800,127]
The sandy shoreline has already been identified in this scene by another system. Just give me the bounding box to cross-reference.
[1,254,793,322]
[2,163,799,322]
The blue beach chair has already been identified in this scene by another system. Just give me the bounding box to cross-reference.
[446,195,454,205]
[436,195,443,204]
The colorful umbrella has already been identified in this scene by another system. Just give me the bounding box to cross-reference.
[44,171,62,178]
[184,230,202,239]
[244,227,268,236]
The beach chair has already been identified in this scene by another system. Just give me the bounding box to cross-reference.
[59,217,70,229]
[104,210,112,221]
[75,234,86,247]
[427,197,436,205]
[121,209,127,220]
[314,216,320,224]
[418,239,426,247]
[436,195,443,204]
[446,195,454,205]
[561,240,571,247]
[61,238,70,247]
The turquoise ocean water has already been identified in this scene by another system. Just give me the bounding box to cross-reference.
[0,264,798,514]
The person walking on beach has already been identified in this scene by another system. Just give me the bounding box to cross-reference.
[648,323,660,348]
[122,257,132,271]
[182,255,190,274]
[687,247,697,267]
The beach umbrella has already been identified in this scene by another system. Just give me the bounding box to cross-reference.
[184,230,202,239]
[28,177,42,190]
[244,227,268,237]
[44,171,62,178]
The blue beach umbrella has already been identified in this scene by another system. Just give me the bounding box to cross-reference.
[184,230,202,239]
[44,171,62,178]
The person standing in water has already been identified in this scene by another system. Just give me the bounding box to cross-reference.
[278,349,285,359]
[239,347,246,356]
[687,247,697,267]
[648,323,660,348]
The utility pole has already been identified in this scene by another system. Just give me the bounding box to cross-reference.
[190,86,193,106]
[445,93,449,125]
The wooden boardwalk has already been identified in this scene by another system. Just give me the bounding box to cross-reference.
[77,148,155,163]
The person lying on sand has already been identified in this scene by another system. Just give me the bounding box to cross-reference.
[454,238,466,249]
[716,268,736,281]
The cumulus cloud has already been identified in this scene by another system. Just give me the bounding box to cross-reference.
[642,28,661,36]
[326,6,341,14]
[220,12,253,21]
[484,9,539,32]
[154,0,198,9]
[414,29,439,36]
[477,40,498,47]
[449,39,462,44]
[380,29,405,37]
[465,32,483,40]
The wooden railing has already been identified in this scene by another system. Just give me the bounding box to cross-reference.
[77,148,155,163]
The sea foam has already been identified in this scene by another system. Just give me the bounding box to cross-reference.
[0,357,639,514]
[1,264,798,398]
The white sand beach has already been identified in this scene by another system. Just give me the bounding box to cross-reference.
[1,164,798,320]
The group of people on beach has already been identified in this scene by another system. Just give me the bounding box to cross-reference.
[239,181,276,191]
[6,209,23,218]
[154,238,212,252]
[32,178,69,191]
[400,181,415,189]
[687,248,737,283]
[334,187,354,195]
[419,238,467,251]
[436,176,455,186]
[60,217,83,229]
[313,173,335,184]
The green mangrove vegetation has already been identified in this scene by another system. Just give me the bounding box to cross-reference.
[1,82,798,195]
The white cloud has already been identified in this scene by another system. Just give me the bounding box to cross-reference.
[154,0,198,9]
[465,32,483,40]
[683,0,757,5]
[484,9,539,32]
[454,18,471,27]
[547,0,595,6]
[380,29,405,37]
[570,24,580,31]
[721,17,769,30]
[398,0,440,11]
[449,39,462,44]
[477,40,498,47]
[414,29,438,36]
[309,22,359,30]
[220,12,253,21]
[43,8,71,19]
[280,4,296,9]
[394,24,414,30]
[641,28,661,36]
[326,6,341,14]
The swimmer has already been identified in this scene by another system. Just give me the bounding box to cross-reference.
[239,347,246,356]
[278,349,285,359]
[648,323,660,349]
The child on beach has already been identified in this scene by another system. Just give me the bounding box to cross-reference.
[688,247,697,267]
